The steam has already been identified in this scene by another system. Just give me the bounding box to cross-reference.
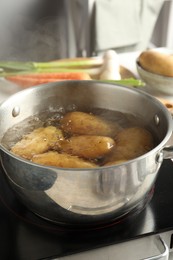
[0,0,68,61]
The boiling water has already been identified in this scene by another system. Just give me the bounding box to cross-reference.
[2,105,153,151]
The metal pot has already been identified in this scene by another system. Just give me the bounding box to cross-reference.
[0,80,172,226]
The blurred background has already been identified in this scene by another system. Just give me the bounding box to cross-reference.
[151,0,173,50]
[0,0,172,61]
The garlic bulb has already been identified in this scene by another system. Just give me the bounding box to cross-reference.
[99,50,121,80]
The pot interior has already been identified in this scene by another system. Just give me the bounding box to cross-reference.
[0,80,172,151]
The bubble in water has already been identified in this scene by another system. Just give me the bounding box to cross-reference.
[48,105,65,113]
[66,104,77,112]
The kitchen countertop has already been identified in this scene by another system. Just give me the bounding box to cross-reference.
[0,52,140,104]
[0,49,173,148]
[0,49,173,104]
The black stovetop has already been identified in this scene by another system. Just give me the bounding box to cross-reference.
[0,160,173,260]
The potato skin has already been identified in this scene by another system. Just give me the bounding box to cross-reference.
[105,127,154,162]
[11,126,64,160]
[138,50,173,77]
[60,111,121,137]
[32,151,97,168]
[61,135,115,159]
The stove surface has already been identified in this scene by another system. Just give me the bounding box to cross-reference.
[0,160,173,260]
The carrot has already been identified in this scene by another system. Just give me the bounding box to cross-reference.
[6,72,91,79]
[6,72,91,88]
[6,77,62,88]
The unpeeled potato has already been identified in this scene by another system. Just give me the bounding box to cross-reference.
[105,127,154,162]
[11,126,64,160]
[60,111,121,138]
[60,135,115,159]
[138,50,173,77]
[32,151,97,168]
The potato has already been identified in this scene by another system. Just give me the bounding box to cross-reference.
[138,50,173,77]
[61,135,115,159]
[60,111,121,137]
[32,151,97,168]
[105,127,154,162]
[11,126,64,160]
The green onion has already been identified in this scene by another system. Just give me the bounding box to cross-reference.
[0,58,102,72]
[33,59,102,69]
[100,78,145,87]
[0,61,34,71]
[0,68,85,77]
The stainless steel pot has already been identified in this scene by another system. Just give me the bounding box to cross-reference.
[0,80,172,226]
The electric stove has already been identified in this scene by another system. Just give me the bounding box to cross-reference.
[1,160,173,260]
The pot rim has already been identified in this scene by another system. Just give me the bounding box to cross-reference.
[0,80,172,171]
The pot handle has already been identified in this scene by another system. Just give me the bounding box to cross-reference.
[161,146,173,160]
